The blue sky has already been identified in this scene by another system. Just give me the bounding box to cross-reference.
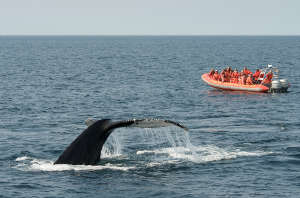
[0,0,299,35]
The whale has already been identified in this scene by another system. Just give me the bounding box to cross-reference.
[54,118,188,165]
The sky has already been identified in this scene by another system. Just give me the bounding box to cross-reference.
[0,0,299,35]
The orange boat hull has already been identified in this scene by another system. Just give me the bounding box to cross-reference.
[201,73,269,92]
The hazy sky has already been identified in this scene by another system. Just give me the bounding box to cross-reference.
[0,0,299,35]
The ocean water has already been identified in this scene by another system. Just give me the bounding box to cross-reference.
[0,36,300,198]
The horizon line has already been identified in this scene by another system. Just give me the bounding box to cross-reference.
[0,34,300,37]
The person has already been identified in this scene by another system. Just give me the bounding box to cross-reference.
[252,69,261,83]
[225,68,232,82]
[220,70,226,82]
[213,70,220,81]
[243,67,253,75]
[238,74,246,85]
[261,71,273,85]
[246,74,253,85]
[209,69,215,78]
[266,70,273,80]
[239,69,244,77]
[258,70,265,83]
[231,69,239,84]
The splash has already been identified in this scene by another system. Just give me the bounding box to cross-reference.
[134,127,272,165]
[103,126,271,165]
[101,132,123,158]
[14,127,272,171]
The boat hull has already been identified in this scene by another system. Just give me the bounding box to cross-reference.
[201,73,269,92]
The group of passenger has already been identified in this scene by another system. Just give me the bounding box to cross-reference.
[208,66,273,85]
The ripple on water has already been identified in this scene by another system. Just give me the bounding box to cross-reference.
[1,36,300,197]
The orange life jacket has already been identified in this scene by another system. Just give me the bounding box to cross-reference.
[213,73,220,81]
[243,69,252,75]
[230,71,238,83]
[261,72,273,84]
[253,70,260,80]
[266,72,273,80]
[233,77,239,84]
[262,78,271,84]
[246,76,253,85]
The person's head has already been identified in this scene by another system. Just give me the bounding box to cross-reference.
[256,69,259,72]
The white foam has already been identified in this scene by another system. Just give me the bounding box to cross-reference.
[146,160,180,167]
[15,157,135,172]
[136,150,155,155]
[137,145,272,163]
[15,156,30,161]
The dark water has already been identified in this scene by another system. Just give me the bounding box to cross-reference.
[0,36,300,198]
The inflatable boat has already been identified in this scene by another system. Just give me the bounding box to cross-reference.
[202,64,289,93]
[201,73,269,92]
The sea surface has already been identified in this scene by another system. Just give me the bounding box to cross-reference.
[0,36,300,198]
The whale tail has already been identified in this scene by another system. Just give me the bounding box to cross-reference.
[116,118,188,131]
[55,118,188,165]
[85,118,97,127]
[86,118,188,131]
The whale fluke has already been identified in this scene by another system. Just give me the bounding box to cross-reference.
[126,118,188,131]
[85,118,97,127]
[54,118,188,165]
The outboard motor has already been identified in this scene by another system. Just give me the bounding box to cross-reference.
[270,80,282,93]
[268,65,289,93]
[270,79,289,93]
[280,79,289,89]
